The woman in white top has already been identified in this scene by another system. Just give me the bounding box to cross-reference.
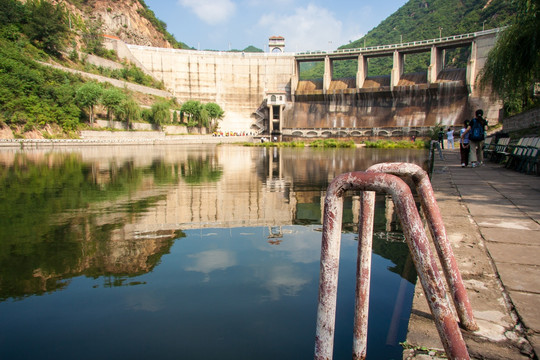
[459,120,470,167]
[446,128,454,149]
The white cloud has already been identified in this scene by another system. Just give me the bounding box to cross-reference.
[185,249,237,281]
[179,0,236,25]
[245,0,292,6]
[258,4,359,52]
[263,265,310,300]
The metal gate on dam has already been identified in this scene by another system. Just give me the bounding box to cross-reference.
[109,29,503,137]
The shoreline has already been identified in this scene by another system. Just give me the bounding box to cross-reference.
[0,135,255,148]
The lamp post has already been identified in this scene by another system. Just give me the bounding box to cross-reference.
[439,27,443,39]
[482,21,486,31]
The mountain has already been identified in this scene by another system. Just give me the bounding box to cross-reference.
[53,0,189,49]
[342,0,517,50]
[301,0,518,79]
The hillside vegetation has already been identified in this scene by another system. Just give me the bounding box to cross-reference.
[0,0,226,138]
[300,0,518,80]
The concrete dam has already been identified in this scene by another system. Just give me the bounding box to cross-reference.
[110,29,502,137]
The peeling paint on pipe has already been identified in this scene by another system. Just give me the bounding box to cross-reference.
[314,171,469,360]
[352,191,375,360]
[366,163,478,332]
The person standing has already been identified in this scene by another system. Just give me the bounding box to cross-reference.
[438,129,445,149]
[461,109,487,167]
[446,127,455,149]
[459,120,470,167]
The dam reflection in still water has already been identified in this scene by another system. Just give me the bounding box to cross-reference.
[0,144,427,359]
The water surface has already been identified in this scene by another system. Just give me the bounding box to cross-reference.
[0,144,427,359]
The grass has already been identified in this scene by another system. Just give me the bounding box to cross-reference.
[363,139,429,149]
[241,141,306,147]
[242,138,432,149]
[309,139,356,148]
[242,139,356,148]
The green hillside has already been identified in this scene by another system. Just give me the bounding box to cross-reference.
[301,0,518,80]
[0,0,226,138]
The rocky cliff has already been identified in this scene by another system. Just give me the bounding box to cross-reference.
[49,0,176,48]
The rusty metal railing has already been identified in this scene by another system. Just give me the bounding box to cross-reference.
[366,163,477,332]
[314,170,470,360]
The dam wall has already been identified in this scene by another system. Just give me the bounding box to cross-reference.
[124,45,296,132]
[285,81,469,131]
[113,30,503,136]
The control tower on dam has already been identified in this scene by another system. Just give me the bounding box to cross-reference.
[112,30,502,137]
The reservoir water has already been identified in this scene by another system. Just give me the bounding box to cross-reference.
[0,144,428,359]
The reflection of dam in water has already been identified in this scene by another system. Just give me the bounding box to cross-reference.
[69,146,427,237]
[0,145,426,240]
[0,146,420,360]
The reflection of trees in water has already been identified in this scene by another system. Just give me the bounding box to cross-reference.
[180,156,223,184]
[149,159,179,185]
[0,205,181,301]
[0,153,184,301]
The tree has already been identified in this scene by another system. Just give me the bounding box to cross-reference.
[82,19,106,56]
[180,100,203,127]
[23,0,69,56]
[101,88,125,121]
[0,0,24,27]
[119,98,141,129]
[75,82,102,124]
[205,102,224,131]
[479,0,540,114]
[151,101,170,129]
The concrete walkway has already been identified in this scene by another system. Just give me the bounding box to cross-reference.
[405,148,540,359]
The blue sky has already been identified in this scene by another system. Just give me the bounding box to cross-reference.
[144,0,408,52]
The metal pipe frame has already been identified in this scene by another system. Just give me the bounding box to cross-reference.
[314,171,469,360]
[366,162,477,332]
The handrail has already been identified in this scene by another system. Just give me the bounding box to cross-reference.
[315,170,470,360]
[297,28,503,58]
[366,163,478,331]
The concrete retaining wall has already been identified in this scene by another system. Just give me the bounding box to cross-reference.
[0,135,253,147]
[92,120,207,135]
[503,107,540,132]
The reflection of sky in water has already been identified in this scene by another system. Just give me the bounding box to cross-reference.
[175,227,321,302]
[185,249,238,282]
[0,224,411,360]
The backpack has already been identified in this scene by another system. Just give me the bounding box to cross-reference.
[469,118,484,141]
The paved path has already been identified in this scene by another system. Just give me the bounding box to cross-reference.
[405,148,540,359]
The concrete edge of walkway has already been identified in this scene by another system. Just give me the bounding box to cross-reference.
[404,149,538,360]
